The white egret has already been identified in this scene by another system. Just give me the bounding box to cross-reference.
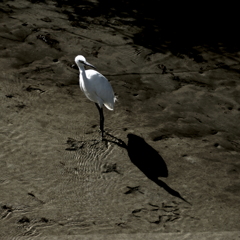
[75,55,116,138]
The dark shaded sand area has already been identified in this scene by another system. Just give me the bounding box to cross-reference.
[0,0,240,238]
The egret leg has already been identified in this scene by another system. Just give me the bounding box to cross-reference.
[95,103,104,138]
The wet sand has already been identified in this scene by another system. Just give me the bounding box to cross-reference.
[0,0,240,238]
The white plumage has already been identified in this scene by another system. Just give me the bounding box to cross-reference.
[75,55,116,138]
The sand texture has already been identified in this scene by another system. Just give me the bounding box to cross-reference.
[0,0,240,238]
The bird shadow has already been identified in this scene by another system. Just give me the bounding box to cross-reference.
[104,133,191,205]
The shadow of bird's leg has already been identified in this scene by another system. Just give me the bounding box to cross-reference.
[95,103,105,139]
[105,132,127,148]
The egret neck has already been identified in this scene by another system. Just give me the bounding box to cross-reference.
[78,65,88,92]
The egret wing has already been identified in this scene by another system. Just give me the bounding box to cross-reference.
[86,70,115,110]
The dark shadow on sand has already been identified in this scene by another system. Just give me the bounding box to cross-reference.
[58,0,239,55]
[105,133,191,204]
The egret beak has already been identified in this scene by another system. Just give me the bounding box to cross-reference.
[84,61,96,69]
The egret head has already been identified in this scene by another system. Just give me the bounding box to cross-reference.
[75,55,96,69]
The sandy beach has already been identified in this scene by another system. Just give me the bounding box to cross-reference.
[0,0,240,238]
